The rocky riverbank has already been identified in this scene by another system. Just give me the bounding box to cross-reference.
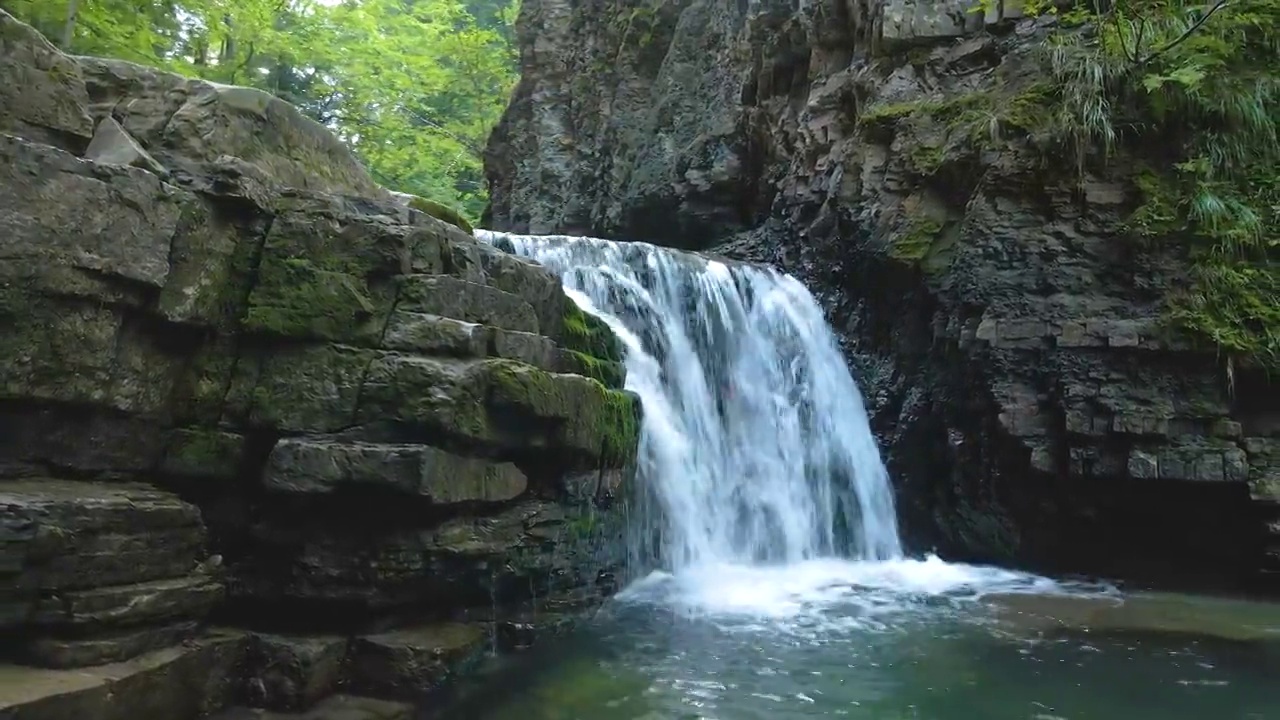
[482,0,1279,592]
[0,11,640,719]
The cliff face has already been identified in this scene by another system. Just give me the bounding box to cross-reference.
[485,0,1280,590]
[0,11,639,719]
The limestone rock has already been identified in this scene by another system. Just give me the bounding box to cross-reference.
[0,133,183,291]
[880,0,983,46]
[24,621,202,669]
[482,0,1271,587]
[0,11,94,150]
[347,624,488,700]
[0,12,641,709]
[84,117,168,176]
[0,480,206,610]
[213,695,414,720]
[241,634,348,712]
[0,632,245,720]
[263,439,528,503]
[76,57,388,199]
[397,275,540,335]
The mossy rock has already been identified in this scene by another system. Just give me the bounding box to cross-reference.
[558,349,626,389]
[159,428,246,478]
[560,304,623,363]
[244,255,389,343]
[407,196,474,235]
[486,359,641,468]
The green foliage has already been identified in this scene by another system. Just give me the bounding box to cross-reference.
[1,0,518,222]
[975,0,1279,367]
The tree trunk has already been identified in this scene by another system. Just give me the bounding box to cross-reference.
[60,0,80,49]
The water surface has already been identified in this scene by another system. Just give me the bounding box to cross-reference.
[470,231,1280,720]
[439,559,1280,720]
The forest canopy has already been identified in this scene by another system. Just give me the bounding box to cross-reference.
[2,0,520,221]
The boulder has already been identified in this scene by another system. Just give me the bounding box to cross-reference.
[76,57,388,199]
[0,133,184,292]
[0,11,94,150]
[240,634,348,712]
[346,624,488,700]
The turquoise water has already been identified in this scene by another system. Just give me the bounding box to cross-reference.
[438,561,1280,720]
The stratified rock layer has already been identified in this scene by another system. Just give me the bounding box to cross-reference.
[0,9,640,718]
[484,0,1279,589]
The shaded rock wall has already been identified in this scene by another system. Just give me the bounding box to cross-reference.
[484,0,1280,591]
[0,11,640,719]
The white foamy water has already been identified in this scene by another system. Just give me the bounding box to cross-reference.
[479,231,1100,622]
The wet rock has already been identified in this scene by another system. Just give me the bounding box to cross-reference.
[28,575,224,629]
[212,695,413,720]
[241,634,348,712]
[347,623,488,700]
[0,480,206,607]
[0,632,245,720]
[984,591,1280,643]
[23,620,201,669]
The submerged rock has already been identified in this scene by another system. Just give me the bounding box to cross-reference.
[984,591,1280,644]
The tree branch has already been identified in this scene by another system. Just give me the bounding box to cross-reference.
[405,108,485,158]
[1136,0,1232,66]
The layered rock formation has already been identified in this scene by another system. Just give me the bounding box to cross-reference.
[0,11,639,719]
[484,0,1279,590]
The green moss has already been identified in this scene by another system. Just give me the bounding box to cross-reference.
[908,144,947,176]
[890,217,944,262]
[861,83,1056,152]
[487,358,563,416]
[1125,168,1184,240]
[598,387,641,467]
[485,359,640,468]
[561,349,626,389]
[1169,257,1280,369]
[560,304,624,363]
[244,256,383,341]
[160,428,246,478]
[407,195,474,235]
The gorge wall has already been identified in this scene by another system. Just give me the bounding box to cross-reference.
[0,11,640,719]
[484,0,1280,591]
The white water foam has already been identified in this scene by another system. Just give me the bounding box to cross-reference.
[479,231,1103,624]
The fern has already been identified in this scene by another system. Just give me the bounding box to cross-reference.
[1023,0,1280,367]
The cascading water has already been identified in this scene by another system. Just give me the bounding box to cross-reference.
[433,234,1275,720]
[480,231,901,570]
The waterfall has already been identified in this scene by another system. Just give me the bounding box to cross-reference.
[480,231,902,570]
